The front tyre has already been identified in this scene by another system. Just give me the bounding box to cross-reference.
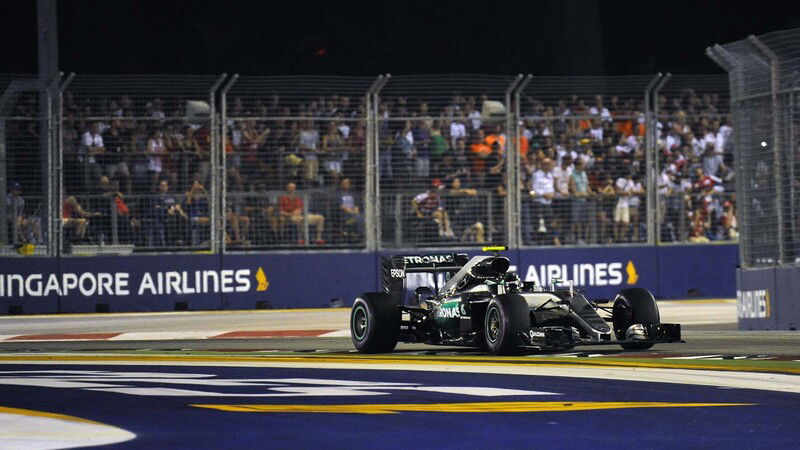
[351,293,400,353]
[484,294,528,355]
[612,288,659,350]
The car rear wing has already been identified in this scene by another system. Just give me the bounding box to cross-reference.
[381,253,468,303]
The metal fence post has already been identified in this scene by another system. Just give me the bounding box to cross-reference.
[364,74,384,251]
[372,74,390,250]
[747,35,784,264]
[508,74,529,248]
[45,74,61,255]
[645,73,667,245]
[55,73,74,256]
[218,74,238,253]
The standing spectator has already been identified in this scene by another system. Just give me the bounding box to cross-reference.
[628,174,645,242]
[394,120,415,181]
[146,128,169,192]
[279,182,326,244]
[552,155,573,242]
[568,159,592,244]
[614,171,636,242]
[446,178,485,243]
[530,158,558,245]
[103,123,131,194]
[412,121,432,182]
[449,114,467,149]
[321,121,346,184]
[297,120,320,186]
[80,123,106,191]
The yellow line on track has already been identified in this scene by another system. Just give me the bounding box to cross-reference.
[191,401,753,414]
[0,406,102,424]
[0,353,797,374]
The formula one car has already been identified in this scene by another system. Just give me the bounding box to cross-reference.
[350,247,681,355]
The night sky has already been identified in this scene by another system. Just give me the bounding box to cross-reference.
[1,0,799,76]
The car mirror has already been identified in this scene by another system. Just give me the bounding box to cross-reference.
[593,298,611,304]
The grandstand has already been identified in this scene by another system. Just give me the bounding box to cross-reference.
[1,73,732,254]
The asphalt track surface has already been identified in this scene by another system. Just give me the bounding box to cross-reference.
[1,300,799,448]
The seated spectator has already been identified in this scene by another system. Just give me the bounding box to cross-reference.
[244,184,280,245]
[185,180,211,245]
[149,179,189,247]
[411,179,454,240]
[62,196,97,244]
[226,207,251,247]
[6,182,42,244]
[337,177,364,242]
[278,181,326,244]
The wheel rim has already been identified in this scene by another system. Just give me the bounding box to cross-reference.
[352,305,368,341]
[486,306,500,343]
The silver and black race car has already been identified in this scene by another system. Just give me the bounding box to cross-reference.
[350,247,681,355]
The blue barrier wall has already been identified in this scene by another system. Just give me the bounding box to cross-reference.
[737,266,800,330]
[0,244,738,315]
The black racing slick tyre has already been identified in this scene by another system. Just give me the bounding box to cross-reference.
[612,288,660,350]
[351,293,400,353]
[484,294,529,355]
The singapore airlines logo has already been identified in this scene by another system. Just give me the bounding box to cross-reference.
[256,267,269,291]
[626,261,638,285]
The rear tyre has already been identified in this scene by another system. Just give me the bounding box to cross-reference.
[351,293,400,353]
[484,294,528,355]
[612,288,659,350]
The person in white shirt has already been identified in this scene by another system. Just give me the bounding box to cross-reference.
[613,171,636,242]
[628,174,645,242]
[552,156,573,241]
[529,158,558,245]
[449,115,467,149]
[80,122,106,186]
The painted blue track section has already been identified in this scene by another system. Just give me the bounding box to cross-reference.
[1,364,798,448]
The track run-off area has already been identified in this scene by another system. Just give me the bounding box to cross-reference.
[1,300,799,448]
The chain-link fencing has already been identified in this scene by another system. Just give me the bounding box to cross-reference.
[376,75,520,248]
[654,74,734,244]
[60,75,225,254]
[1,71,740,255]
[222,76,375,249]
[518,76,656,246]
[0,75,52,256]
[708,28,800,266]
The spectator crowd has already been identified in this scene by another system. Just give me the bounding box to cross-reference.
[3,85,736,251]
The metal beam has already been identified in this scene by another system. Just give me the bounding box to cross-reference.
[644,73,662,246]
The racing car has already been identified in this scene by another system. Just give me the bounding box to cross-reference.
[350,247,681,355]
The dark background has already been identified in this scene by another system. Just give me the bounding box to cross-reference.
[1,0,799,76]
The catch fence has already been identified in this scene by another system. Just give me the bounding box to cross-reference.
[0,71,734,256]
[708,28,800,267]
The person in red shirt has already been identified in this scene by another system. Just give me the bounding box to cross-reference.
[278,181,325,244]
